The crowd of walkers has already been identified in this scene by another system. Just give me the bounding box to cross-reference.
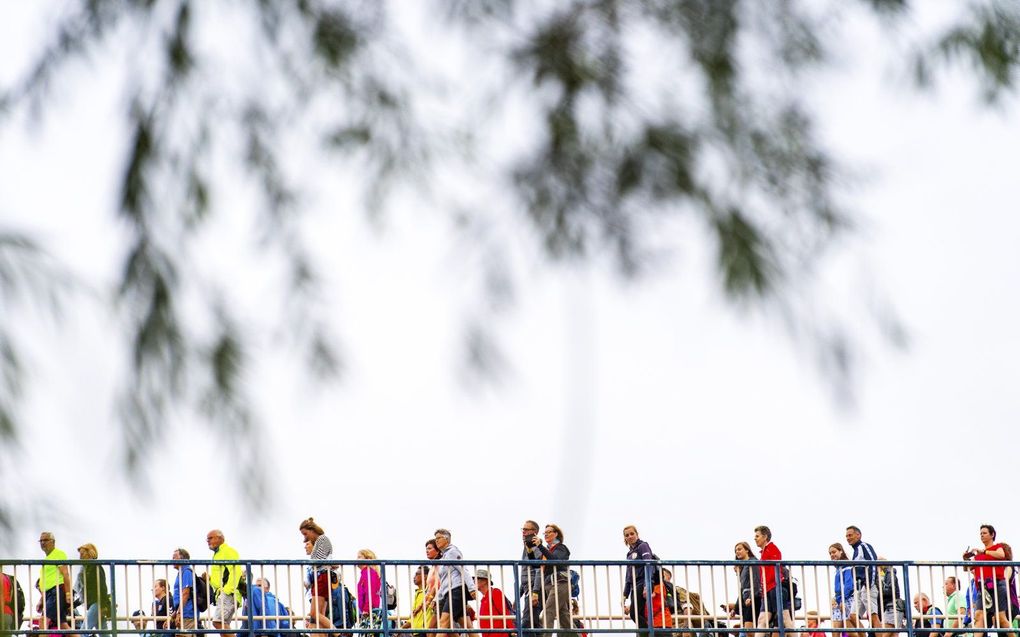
[2,521,1018,637]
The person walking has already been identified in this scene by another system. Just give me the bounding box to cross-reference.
[538,524,576,637]
[73,543,111,637]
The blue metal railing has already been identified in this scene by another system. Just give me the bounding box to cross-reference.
[1,559,1017,637]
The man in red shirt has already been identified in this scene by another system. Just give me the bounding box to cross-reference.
[963,524,1015,636]
[475,569,515,637]
[754,525,794,637]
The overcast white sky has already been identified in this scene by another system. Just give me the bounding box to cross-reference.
[1,0,1018,602]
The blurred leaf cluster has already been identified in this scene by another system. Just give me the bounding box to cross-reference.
[0,0,1017,523]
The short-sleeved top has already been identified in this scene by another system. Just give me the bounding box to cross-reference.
[173,567,195,619]
[973,544,1006,581]
[42,548,68,591]
[944,590,967,630]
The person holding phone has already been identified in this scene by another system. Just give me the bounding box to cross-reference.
[519,521,544,634]
[963,524,1014,637]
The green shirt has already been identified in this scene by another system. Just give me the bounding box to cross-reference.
[410,588,434,630]
[41,548,68,592]
[944,590,969,637]
[210,543,241,600]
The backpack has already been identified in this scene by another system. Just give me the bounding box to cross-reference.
[2,574,25,622]
[385,582,397,610]
[570,570,581,599]
[14,577,26,622]
[778,565,802,610]
[190,571,211,612]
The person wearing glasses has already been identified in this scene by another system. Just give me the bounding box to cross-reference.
[538,524,576,637]
[519,521,544,634]
[37,532,72,633]
[207,530,242,637]
[434,529,477,637]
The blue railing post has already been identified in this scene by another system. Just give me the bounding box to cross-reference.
[512,562,524,637]
[245,562,255,637]
[775,563,785,637]
[643,563,655,637]
[109,561,119,637]
[901,562,914,637]
[381,563,391,637]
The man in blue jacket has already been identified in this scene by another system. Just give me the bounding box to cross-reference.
[242,578,291,637]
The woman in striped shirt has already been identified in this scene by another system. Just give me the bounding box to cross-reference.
[300,517,334,631]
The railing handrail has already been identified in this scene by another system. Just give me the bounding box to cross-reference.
[4,558,1014,566]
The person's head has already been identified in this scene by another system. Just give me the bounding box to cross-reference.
[828,543,848,561]
[475,568,491,593]
[944,576,959,595]
[734,541,756,560]
[77,543,98,560]
[357,548,379,572]
[522,520,540,538]
[980,524,997,545]
[544,524,564,545]
[845,526,862,546]
[1001,543,1013,561]
[623,526,639,547]
[662,568,673,583]
[414,566,429,587]
[753,526,771,549]
[255,578,270,592]
[172,547,190,569]
[806,611,820,628]
[131,609,147,630]
[299,517,325,543]
[206,529,225,551]
[425,539,440,560]
[304,540,314,556]
[434,529,452,550]
[154,579,167,598]
[913,593,930,611]
[38,532,55,555]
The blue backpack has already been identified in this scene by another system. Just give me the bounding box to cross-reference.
[570,569,581,599]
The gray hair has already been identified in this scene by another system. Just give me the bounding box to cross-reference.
[434,528,452,540]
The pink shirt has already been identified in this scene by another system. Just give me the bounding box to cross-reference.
[357,567,381,612]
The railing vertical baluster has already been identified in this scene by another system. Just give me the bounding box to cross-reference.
[644,563,654,637]
[245,562,255,637]
[381,562,390,637]
[512,562,524,637]
[110,561,119,637]
[902,562,914,637]
[775,564,785,637]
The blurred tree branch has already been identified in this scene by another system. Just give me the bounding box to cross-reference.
[1,0,1017,522]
